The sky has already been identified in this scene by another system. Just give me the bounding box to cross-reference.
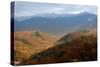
[14,1,97,18]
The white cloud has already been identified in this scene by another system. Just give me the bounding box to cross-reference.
[14,1,97,18]
[67,10,85,14]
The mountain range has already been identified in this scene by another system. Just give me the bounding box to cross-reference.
[14,12,97,35]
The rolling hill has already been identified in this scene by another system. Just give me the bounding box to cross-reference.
[12,31,59,65]
[20,30,97,65]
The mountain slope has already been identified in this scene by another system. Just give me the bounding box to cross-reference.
[12,31,59,65]
[20,30,97,65]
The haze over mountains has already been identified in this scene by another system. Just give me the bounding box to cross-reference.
[12,1,97,65]
[14,12,97,35]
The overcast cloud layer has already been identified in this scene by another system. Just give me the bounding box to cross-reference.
[14,1,97,18]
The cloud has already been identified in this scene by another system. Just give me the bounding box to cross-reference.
[68,10,85,14]
[14,1,97,18]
